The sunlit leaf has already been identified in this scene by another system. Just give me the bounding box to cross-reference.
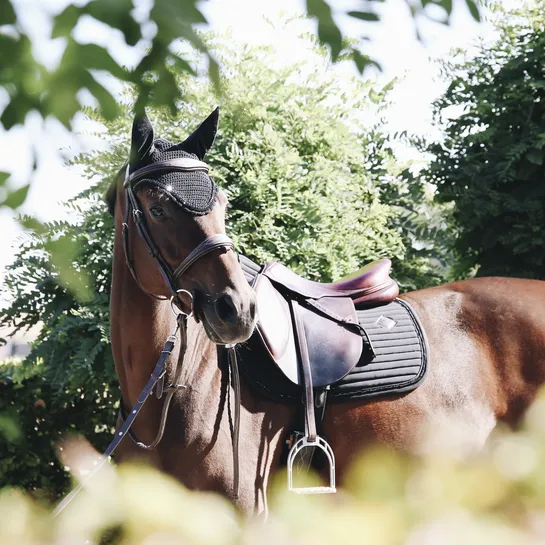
[71,43,130,80]
[439,0,453,15]
[86,0,141,46]
[208,57,221,94]
[152,0,208,29]
[352,49,381,73]
[0,414,22,443]
[170,55,197,77]
[0,93,30,129]
[84,74,120,120]
[1,184,29,209]
[46,236,92,302]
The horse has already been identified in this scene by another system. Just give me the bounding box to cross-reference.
[106,108,545,515]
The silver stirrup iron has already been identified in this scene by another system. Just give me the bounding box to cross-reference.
[287,435,336,494]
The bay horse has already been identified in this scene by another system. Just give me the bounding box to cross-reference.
[107,109,545,514]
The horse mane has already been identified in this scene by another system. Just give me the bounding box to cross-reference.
[105,165,127,216]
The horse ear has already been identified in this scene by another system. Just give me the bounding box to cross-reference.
[130,111,154,168]
[182,107,219,160]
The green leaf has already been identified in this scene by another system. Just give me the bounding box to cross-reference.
[352,49,381,74]
[439,0,453,16]
[0,93,33,129]
[347,11,379,22]
[465,0,481,21]
[86,0,141,46]
[208,57,221,94]
[306,0,343,61]
[0,414,22,443]
[85,74,119,120]
[2,184,30,209]
[170,55,197,77]
[526,149,543,165]
[52,4,82,38]
[0,171,10,187]
[0,0,16,25]
[72,43,129,80]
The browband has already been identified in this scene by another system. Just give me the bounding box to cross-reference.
[124,158,210,188]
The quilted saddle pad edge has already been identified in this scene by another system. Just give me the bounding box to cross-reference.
[328,297,429,402]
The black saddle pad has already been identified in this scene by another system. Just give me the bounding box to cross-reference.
[328,299,428,401]
[237,256,428,403]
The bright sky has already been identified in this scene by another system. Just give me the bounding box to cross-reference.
[0,0,494,301]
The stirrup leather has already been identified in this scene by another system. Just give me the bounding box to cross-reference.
[287,299,336,494]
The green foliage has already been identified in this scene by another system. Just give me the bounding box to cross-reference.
[0,193,118,498]
[0,0,482,213]
[0,33,446,496]
[3,402,545,543]
[422,3,545,279]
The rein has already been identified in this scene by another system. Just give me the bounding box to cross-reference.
[53,157,242,517]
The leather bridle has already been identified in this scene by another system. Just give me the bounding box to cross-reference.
[52,157,243,518]
[122,158,235,309]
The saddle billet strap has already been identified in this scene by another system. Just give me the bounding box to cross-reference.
[303,298,375,358]
[52,319,181,519]
[290,299,317,442]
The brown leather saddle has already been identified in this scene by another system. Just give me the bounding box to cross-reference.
[245,256,399,493]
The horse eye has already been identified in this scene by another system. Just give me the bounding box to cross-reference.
[149,205,165,219]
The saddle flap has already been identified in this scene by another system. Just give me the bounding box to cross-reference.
[255,275,300,384]
[298,298,362,387]
[255,274,363,388]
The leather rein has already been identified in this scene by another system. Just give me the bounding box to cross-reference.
[53,157,241,518]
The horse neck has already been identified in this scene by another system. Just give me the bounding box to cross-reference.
[109,189,219,446]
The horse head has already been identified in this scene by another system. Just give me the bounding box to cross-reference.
[122,108,257,345]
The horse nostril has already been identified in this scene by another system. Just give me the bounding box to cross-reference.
[214,294,236,324]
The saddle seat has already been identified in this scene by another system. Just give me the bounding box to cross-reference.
[262,258,399,307]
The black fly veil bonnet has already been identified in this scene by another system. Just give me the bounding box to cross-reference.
[129,107,220,215]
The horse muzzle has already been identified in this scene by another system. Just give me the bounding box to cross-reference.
[196,287,257,344]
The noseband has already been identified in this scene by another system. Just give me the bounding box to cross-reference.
[122,158,235,310]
